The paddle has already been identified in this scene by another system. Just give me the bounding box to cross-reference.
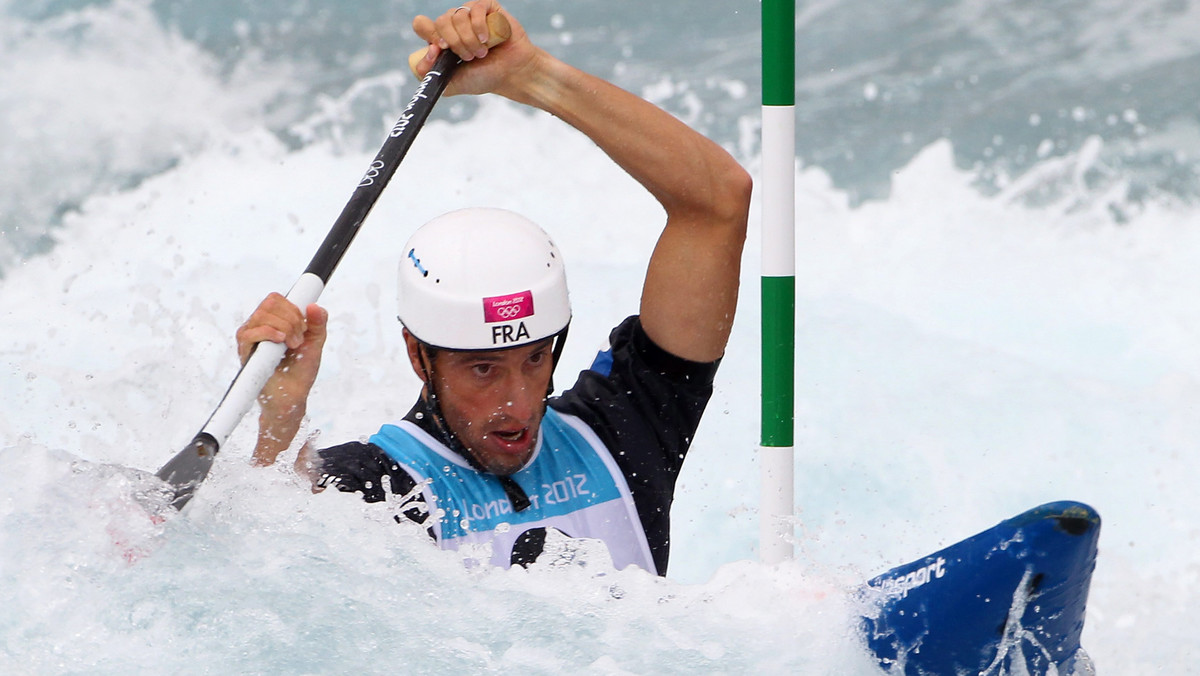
[155,12,512,510]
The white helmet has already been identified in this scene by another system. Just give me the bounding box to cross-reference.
[397,208,571,351]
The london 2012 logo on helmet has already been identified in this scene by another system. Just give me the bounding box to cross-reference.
[483,291,535,323]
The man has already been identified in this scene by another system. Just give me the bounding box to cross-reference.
[241,1,751,575]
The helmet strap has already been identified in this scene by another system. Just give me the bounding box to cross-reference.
[414,343,458,451]
[547,322,570,397]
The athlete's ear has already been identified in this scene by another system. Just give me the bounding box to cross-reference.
[402,328,428,385]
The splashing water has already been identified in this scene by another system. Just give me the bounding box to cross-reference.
[3,0,1199,672]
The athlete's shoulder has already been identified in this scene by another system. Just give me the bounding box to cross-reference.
[591,315,721,384]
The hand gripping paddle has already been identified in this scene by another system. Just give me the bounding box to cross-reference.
[155,12,512,510]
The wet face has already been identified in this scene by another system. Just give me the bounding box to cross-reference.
[406,333,554,476]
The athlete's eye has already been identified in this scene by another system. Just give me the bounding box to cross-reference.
[471,363,493,377]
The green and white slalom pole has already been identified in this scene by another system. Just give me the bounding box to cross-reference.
[760,0,796,564]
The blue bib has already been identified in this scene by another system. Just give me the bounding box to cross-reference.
[371,407,656,573]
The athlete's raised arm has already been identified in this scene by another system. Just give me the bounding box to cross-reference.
[414,1,752,362]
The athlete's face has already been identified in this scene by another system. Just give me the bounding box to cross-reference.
[406,333,554,476]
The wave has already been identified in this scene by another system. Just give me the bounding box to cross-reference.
[6,0,1200,274]
[2,96,1198,668]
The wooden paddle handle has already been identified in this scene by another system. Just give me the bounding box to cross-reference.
[408,12,513,76]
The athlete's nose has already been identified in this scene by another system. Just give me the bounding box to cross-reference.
[494,371,538,422]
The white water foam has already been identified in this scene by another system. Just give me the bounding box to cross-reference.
[3,98,1197,671]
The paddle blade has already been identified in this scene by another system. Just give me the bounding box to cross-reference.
[155,432,219,510]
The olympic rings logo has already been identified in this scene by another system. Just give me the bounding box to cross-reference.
[483,290,534,324]
[358,160,385,188]
[495,305,525,319]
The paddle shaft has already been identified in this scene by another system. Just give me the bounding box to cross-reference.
[156,16,511,509]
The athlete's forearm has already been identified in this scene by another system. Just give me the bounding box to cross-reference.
[499,50,750,363]
[252,403,305,466]
[499,50,748,225]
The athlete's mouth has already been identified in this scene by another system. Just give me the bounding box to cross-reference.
[492,428,528,445]
[484,427,537,461]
